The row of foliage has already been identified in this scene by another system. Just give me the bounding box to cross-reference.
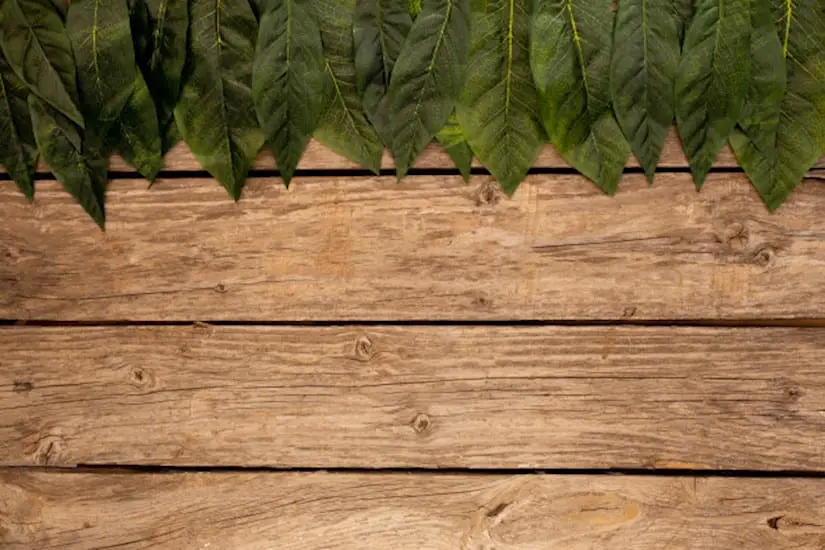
[1,0,824,226]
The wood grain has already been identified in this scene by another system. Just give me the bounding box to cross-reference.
[3,325,825,470]
[3,470,825,549]
[18,129,825,173]
[2,173,825,321]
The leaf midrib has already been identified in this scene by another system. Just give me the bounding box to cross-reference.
[211,0,235,188]
[150,0,170,71]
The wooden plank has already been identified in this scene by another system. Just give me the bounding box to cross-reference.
[3,325,825,470]
[2,173,825,321]
[3,470,825,549]
[25,129,825,173]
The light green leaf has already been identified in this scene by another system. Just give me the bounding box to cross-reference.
[436,112,472,181]
[731,0,825,210]
[0,51,38,200]
[0,0,84,127]
[67,0,136,131]
[314,0,384,173]
[457,0,542,196]
[110,71,163,181]
[531,0,630,194]
[174,0,264,199]
[354,0,413,149]
[254,0,327,185]
[409,0,422,16]
[387,0,470,179]
[132,0,189,154]
[29,96,107,228]
[610,0,681,182]
[675,0,751,187]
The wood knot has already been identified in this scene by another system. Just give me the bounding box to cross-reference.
[752,246,776,267]
[354,335,375,361]
[472,294,493,309]
[214,283,228,294]
[621,306,637,319]
[411,413,432,434]
[33,435,65,466]
[12,380,34,394]
[128,367,154,389]
[720,222,749,250]
[475,180,502,206]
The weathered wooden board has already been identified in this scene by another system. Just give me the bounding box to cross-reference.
[2,173,824,321]
[3,325,825,470]
[15,129,824,174]
[3,470,825,549]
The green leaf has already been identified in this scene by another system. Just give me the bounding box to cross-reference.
[29,96,107,228]
[387,0,470,179]
[110,71,164,180]
[353,0,413,149]
[728,0,785,208]
[0,0,85,128]
[133,0,189,154]
[531,0,630,194]
[436,112,472,181]
[253,0,327,185]
[457,0,543,196]
[174,0,264,199]
[610,0,681,182]
[0,51,38,200]
[314,0,384,173]
[67,0,136,132]
[731,0,825,210]
[675,0,751,188]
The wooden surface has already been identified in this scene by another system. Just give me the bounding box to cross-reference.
[2,325,825,470]
[3,471,825,549]
[18,130,821,173]
[3,173,825,321]
[3,134,825,548]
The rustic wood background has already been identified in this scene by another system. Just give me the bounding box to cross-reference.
[2,137,825,548]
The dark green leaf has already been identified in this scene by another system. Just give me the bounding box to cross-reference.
[134,0,188,153]
[253,0,327,185]
[387,0,470,179]
[174,0,264,199]
[457,0,543,196]
[67,0,136,132]
[29,96,107,227]
[731,0,825,210]
[0,51,38,199]
[110,72,163,181]
[0,0,84,127]
[314,0,384,173]
[728,0,785,208]
[436,112,472,181]
[675,0,751,187]
[353,0,412,148]
[531,0,630,194]
[610,0,681,182]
